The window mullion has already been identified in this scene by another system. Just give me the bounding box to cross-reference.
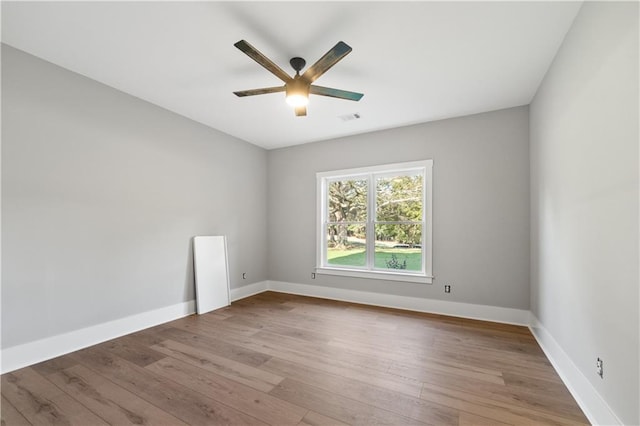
[366,173,375,270]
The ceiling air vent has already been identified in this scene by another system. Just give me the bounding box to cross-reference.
[339,113,361,122]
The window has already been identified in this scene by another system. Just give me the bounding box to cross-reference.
[316,160,433,283]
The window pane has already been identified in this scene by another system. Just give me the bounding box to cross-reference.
[326,224,366,267]
[376,175,423,222]
[374,224,422,271]
[328,179,367,222]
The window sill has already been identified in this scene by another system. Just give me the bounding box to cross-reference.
[315,267,433,284]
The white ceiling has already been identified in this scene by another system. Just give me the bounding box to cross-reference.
[1,1,581,150]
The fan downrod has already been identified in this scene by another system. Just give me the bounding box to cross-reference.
[290,57,306,75]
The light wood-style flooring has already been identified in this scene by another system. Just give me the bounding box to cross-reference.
[1,291,588,425]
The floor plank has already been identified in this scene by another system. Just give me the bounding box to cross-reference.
[146,357,307,425]
[1,395,32,426]
[46,364,188,425]
[262,357,459,425]
[150,338,283,392]
[299,410,350,426]
[93,335,167,367]
[71,347,268,425]
[420,382,585,425]
[457,411,511,426]
[390,362,586,422]
[31,356,78,377]
[215,328,426,397]
[157,325,272,367]
[269,378,429,426]
[1,368,108,425]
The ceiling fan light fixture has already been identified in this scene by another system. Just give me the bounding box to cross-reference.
[285,78,309,107]
[286,93,309,107]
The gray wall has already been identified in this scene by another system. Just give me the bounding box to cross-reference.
[1,45,268,349]
[268,106,530,309]
[530,2,639,424]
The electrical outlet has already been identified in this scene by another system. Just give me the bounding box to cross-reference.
[242,272,247,279]
[596,358,603,378]
[444,285,451,293]
[311,272,316,279]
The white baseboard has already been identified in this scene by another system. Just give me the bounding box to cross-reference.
[230,281,268,301]
[266,280,530,325]
[529,315,621,426]
[1,300,195,374]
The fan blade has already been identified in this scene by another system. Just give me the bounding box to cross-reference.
[295,106,307,116]
[234,40,292,83]
[302,41,352,84]
[310,85,363,101]
[234,86,286,97]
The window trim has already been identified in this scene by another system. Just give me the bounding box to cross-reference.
[316,160,433,284]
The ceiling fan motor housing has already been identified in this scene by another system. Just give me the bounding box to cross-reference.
[286,76,309,99]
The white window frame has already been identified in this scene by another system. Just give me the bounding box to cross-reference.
[316,159,433,284]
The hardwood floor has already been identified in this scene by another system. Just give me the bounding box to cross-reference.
[1,292,589,425]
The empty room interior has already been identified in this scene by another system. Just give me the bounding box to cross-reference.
[1,1,638,425]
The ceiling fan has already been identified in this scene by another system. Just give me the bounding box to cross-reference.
[233,40,364,117]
